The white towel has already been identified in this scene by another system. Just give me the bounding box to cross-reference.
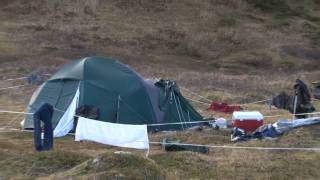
[75,117,149,149]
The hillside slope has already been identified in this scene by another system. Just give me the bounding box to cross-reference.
[0,0,320,179]
[0,0,319,102]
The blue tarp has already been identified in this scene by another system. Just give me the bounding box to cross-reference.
[231,117,320,142]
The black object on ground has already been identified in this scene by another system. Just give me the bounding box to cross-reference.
[76,105,100,120]
[272,79,315,118]
[162,138,209,154]
[313,82,320,100]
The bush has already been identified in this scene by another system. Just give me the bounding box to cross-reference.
[246,0,291,12]
[218,16,236,26]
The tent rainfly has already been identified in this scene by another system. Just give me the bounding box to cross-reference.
[22,57,203,136]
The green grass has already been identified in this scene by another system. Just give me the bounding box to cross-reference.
[0,150,89,178]
[55,152,165,179]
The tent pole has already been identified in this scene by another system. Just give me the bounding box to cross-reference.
[293,95,297,121]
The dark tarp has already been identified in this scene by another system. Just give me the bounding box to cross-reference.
[313,82,320,100]
[272,79,315,118]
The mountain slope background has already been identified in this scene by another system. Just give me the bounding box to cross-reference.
[0,0,320,179]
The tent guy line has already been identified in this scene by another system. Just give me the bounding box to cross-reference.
[148,141,320,152]
[1,79,310,109]
[0,73,52,81]
[0,76,28,81]
[0,127,319,152]
[0,85,30,91]
[180,87,272,106]
[0,108,320,127]
[180,87,212,103]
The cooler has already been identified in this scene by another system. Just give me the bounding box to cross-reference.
[232,111,264,132]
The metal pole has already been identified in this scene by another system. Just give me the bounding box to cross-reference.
[293,95,297,121]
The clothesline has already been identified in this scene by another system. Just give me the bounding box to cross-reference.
[0,110,33,115]
[148,141,320,152]
[0,108,320,128]
[0,73,52,82]
[0,77,28,81]
[0,128,319,152]
[0,85,30,91]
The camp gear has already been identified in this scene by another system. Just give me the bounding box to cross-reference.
[272,91,291,110]
[272,79,315,118]
[231,117,320,142]
[23,57,203,134]
[291,79,315,118]
[313,82,320,100]
[231,128,247,141]
[76,105,100,120]
[33,103,53,151]
[161,138,209,154]
[209,118,228,129]
[232,111,264,132]
[208,101,241,114]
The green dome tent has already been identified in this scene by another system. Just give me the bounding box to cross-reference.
[23,57,203,135]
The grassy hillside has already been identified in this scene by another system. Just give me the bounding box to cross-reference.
[0,0,320,179]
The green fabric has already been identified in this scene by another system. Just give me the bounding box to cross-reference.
[78,57,156,124]
[25,57,203,131]
[24,80,79,129]
[27,57,156,128]
[155,80,203,130]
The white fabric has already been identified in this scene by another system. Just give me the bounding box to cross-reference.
[273,117,320,133]
[292,117,320,128]
[75,117,149,149]
[215,118,228,128]
[53,87,80,137]
[232,111,264,121]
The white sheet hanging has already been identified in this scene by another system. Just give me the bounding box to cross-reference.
[53,87,80,137]
[75,117,149,149]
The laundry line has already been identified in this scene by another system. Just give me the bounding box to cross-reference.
[2,107,320,118]
[0,84,31,91]
[0,110,33,115]
[0,76,28,81]
[148,141,320,152]
[1,127,319,152]
[0,73,52,81]
[1,108,320,128]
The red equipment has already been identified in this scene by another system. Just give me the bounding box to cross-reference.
[232,111,264,132]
